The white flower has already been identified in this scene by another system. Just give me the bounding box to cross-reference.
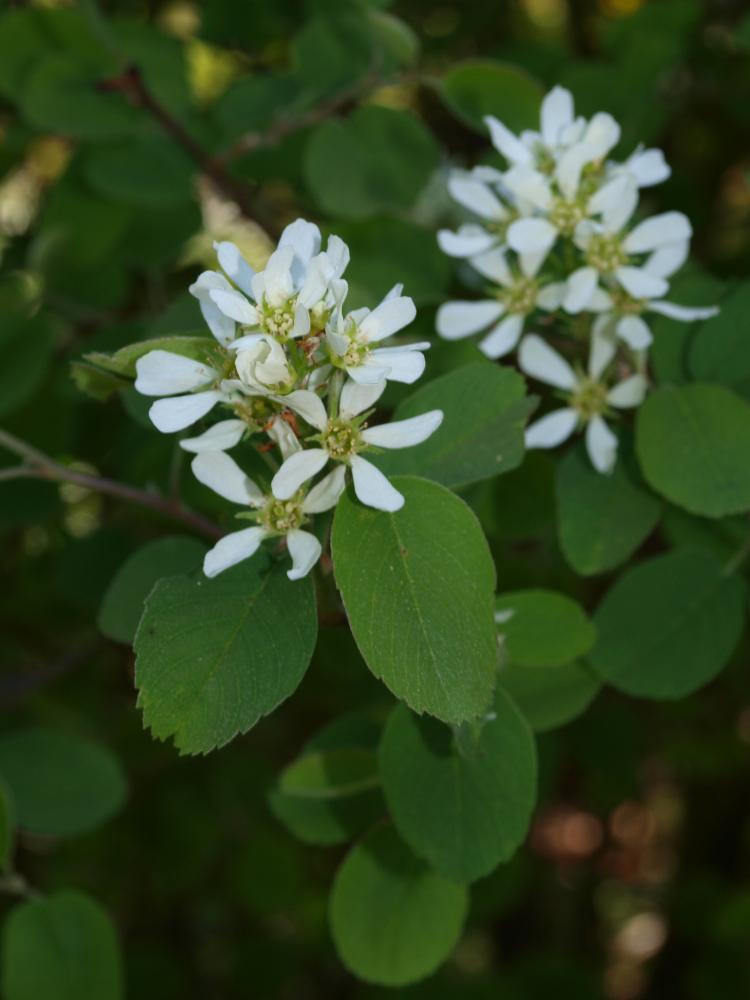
[436,249,565,358]
[201,219,349,344]
[326,285,429,385]
[485,86,587,174]
[191,450,347,579]
[519,333,647,473]
[134,350,233,433]
[270,380,443,513]
[234,335,296,394]
[437,168,517,259]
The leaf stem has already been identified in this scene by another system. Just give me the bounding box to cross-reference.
[0,429,222,541]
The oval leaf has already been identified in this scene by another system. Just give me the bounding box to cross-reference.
[134,558,317,754]
[498,661,601,733]
[590,549,746,699]
[331,477,498,725]
[636,385,750,518]
[0,728,126,837]
[495,589,596,668]
[439,59,542,133]
[375,362,532,488]
[329,825,468,986]
[380,690,537,882]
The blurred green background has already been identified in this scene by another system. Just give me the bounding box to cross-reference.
[1,0,750,996]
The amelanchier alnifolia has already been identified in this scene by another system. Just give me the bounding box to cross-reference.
[436,84,719,473]
[134,219,443,580]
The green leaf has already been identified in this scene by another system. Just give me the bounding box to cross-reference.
[332,477,498,725]
[329,825,468,986]
[69,361,128,402]
[374,362,531,488]
[439,59,542,133]
[98,537,207,645]
[83,138,194,207]
[304,106,439,219]
[269,715,384,845]
[688,281,750,388]
[134,558,318,754]
[2,891,123,1000]
[0,312,55,419]
[498,661,601,733]
[380,690,537,882]
[590,549,747,699]
[278,748,379,799]
[636,384,750,518]
[0,781,15,871]
[495,589,596,668]
[84,334,214,378]
[21,53,138,140]
[556,441,661,575]
[0,728,126,837]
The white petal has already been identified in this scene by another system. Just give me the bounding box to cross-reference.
[271,449,328,500]
[536,281,566,311]
[261,245,295,304]
[540,85,574,146]
[507,218,558,255]
[279,218,321,265]
[204,527,266,578]
[191,451,263,505]
[134,351,216,397]
[615,266,669,300]
[518,334,577,390]
[297,254,331,308]
[582,112,621,160]
[478,314,523,358]
[644,242,689,279]
[586,416,618,474]
[361,410,443,449]
[290,301,311,339]
[436,300,504,339]
[179,419,246,453]
[266,415,301,460]
[302,465,347,513]
[437,226,497,258]
[350,456,404,512]
[519,249,550,279]
[616,315,652,350]
[368,347,425,384]
[279,390,327,431]
[624,212,692,253]
[525,408,578,449]
[484,115,533,164]
[469,249,512,285]
[209,288,258,325]
[626,148,670,187]
[588,173,633,219]
[588,325,617,379]
[148,391,224,433]
[346,362,391,385]
[563,267,599,314]
[359,296,416,343]
[555,143,590,199]
[325,234,350,278]
[340,379,386,419]
[214,241,255,296]
[189,273,236,343]
[607,375,648,409]
[286,529,322,581]
[503,166,553,211]
[227,333,264,352]
[648,300,719,322]
[447,175,506,220]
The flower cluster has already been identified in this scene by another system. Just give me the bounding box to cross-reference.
[436,85,718,473]
[135,219,442,579]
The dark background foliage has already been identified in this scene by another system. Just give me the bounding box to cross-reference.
[1,0,749,997]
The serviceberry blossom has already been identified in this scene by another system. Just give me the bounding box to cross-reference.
[519,333,647,474]
[271,379,443,513]
[131,218,443,577]
[436,83,718,472]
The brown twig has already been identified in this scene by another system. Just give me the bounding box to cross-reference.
[0,428,222,541]
[97,65,277,234]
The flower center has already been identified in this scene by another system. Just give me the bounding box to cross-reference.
[500,276,538,315]
[232,396,274,427]
[609,286,646,314]
[260,299,296,340]
[261,496,304,535]
[322,418,362,460]
[571,378,608,420]
[586,234,628,274]
[549,197,585,236]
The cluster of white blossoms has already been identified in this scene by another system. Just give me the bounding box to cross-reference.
[436,85,718,473]
[134,219,442,580]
